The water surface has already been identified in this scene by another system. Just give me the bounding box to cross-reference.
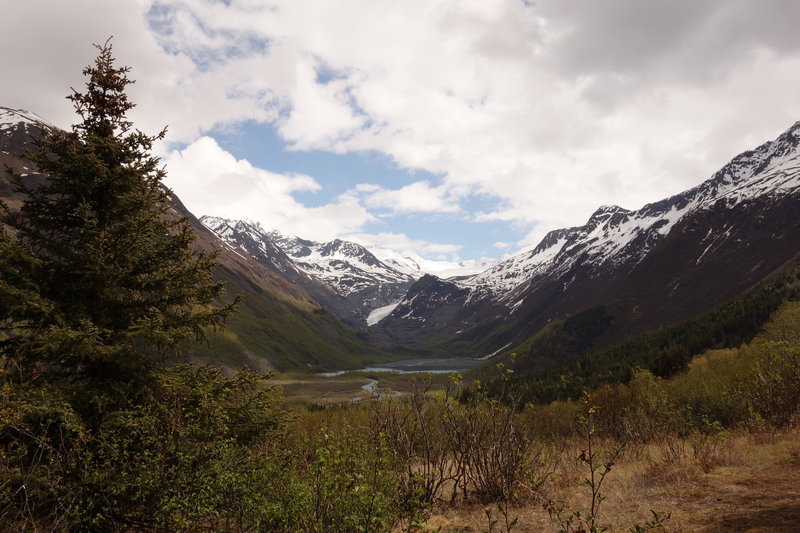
[320,356,481,376]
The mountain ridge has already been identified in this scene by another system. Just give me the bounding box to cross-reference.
[375,120,800,357]
[200,216,416,325]
[6,104,799,372]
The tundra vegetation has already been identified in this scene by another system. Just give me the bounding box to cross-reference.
[2,43,800,532]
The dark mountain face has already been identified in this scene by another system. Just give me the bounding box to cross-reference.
[0,109,50,211]
[376,121,800,357]
[0,107,377,372]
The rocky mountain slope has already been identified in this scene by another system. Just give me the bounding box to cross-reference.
[1,107,378,372]
[378,121,800,357]
[200,217,415,324]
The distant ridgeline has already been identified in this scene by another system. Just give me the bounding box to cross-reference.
[472,268,800,405]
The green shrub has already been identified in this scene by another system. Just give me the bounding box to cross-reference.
[0,373,85,531]
[295,425,401,533]
[1,365,294,532]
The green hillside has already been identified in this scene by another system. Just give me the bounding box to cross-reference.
[187,264,382,372]
[472,269,800,404]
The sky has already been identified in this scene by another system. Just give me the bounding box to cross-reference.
[2,0,800,263]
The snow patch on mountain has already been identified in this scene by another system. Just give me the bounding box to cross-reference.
[367,301,402,326]
[461,228,577,298]
[0,107,55,132]
[363,244,498,279]
[201,217,415,303]
[200,216,302,276]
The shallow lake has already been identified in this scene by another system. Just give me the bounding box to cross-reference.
[320,356,481,376]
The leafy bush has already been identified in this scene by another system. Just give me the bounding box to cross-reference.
[0,372,84,531]
[295,426,401,533]
[372,368,553,508]
[1,366,293,532]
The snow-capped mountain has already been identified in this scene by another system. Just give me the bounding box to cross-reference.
[265,230,414,296]
[461,120,800,303]
[378,121,800,355]
[200,217,415,323]
[0,108,51,210]
[361,247,425,278]
[201,217,305,277]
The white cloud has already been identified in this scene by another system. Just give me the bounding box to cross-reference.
[163,137,373,241]
[346,232,462,259]
[0,0,283,144]
[276,58,367,150]
[195,0,797,251]
[359,181,460,215]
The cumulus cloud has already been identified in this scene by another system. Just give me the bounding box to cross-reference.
[0,0,281,143]
[163,137,373,241]
[358,181,460,215]
[176,0,797,247]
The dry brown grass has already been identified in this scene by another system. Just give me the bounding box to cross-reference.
[409,425,800,532]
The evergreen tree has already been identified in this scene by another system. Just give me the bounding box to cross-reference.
[1,40,237,412]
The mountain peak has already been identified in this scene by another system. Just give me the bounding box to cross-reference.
[594,204,624,214]
[585,204,633,233]
[0,106,55,131]
[201,217,415,321]
[777,120,800,152]
[589,204,630,218]
[436,119,800,304]
[783,120,800,137]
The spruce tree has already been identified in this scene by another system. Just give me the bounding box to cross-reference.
[1,40,237,412]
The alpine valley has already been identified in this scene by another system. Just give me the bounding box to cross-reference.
[2,106,799,375]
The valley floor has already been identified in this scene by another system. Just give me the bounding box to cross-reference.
[415,426,800,533]
[273,371,452,406]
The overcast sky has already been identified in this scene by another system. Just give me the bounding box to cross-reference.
[3,0,800,262]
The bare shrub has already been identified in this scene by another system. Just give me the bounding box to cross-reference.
[537,394,670,533]
[444,371,549,503]
[370,379,460,508]
[369,365,554,508]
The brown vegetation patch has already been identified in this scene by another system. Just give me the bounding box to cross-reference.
[414,426,800,532]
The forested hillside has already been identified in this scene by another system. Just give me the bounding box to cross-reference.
[474,270,800,404]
